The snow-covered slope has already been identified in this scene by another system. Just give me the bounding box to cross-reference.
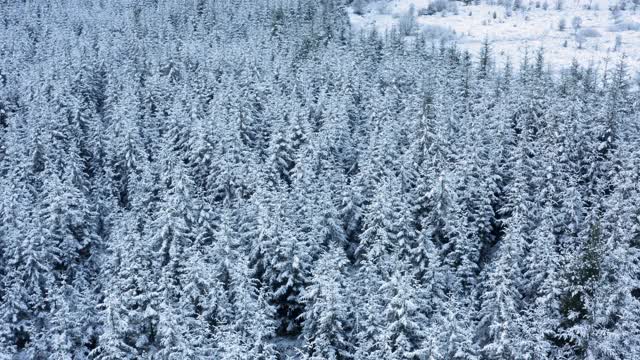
[350,0,640,72]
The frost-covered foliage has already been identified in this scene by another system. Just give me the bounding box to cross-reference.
[0,0,639,359]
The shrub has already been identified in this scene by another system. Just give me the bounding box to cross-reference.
[614,34,622,51]
[421,24,457,40]
[375,2,391,15]
[608,21,640,31]
[577,27,601,37]
[424,0,453,14]
[398,5,417,35]
[571,16,582,33]
[558,18,566,31]
[418,7,431,15]
[576,33,586,49]
[352,0,367,15]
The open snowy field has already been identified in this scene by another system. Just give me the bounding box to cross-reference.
[349,0,640,73]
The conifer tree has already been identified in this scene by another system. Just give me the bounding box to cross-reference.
[301,248,352,360]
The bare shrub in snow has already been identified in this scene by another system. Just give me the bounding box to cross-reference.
[514,0,524,10]
[425,0,448,14]
[558,18,566,31]
[353,0,367,15]
[611,8,624,25]
[576,33,586,49]
[608,20,640,32]
[578,27,601,38]
[571,16,582,34]
[421,24,457,40]
[451,1,459,14]
[398,5,417,35]
[614,34,622,51]
[375,2,391,15]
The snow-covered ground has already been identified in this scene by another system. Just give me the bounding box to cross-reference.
[349,0,640,73]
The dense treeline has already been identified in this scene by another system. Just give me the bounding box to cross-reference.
[0,0,639,359]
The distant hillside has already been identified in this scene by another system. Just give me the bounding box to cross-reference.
[349,0,640,72]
